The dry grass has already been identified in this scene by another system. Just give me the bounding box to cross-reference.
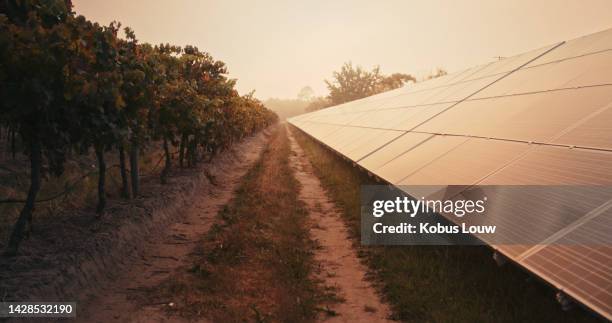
[290,126,601,323]
[149,126,338,322]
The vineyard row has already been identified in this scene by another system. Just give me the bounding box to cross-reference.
[0,0,278,255]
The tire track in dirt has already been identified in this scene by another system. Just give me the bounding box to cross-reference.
[77,127,274,323]
[287,126,393,323]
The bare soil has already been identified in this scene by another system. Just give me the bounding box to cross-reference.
[0,128,271,323]
[287,126,393,322]
[1,124,395,322]
[76,129,272,323]
[139,125,332,323]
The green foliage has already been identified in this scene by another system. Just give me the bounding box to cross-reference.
[0,0,278,254]
[325,62,415,106]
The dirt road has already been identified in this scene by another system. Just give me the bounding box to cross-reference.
[77,124,392,322]
[77,129,272,323]
[288,127,392,322]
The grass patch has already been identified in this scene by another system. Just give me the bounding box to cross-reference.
[151,126,337,322]
[290,126,600,323]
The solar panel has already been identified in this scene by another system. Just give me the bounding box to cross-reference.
[359,132,434,170]
[479,146,612,185]
[473,52,612,99]
[553,102,612,150]
[417,86,612,144]
[289,28,612,320]
[373,135,468,184]
[398,139,530,186]
[520,206,612,319]
[468,186,612,257]
[342,129,404,161]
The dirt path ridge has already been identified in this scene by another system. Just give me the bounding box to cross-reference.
[78,128,272,323]
[287,127,393,323]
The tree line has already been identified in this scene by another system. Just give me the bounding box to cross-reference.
[303,63,446,112]
[0,0,277,255]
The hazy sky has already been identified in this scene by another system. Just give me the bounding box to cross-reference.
[73,0,612,100]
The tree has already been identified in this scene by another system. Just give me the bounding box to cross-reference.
[424,68,448,80]
[1,0,75,255]
[305,97,331,112]
[0,1,278,255]
[118,28,156,197]
[66,19,125,214]
[297,86,314,101]
[325,62,415,106]
[379,73,415,91]
[325,62,381,106]
[152,43,182,184]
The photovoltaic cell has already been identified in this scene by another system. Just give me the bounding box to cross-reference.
[416,86,612,144]
[348,108,416,129]
[473,50,612,99]
[303,122,341,141]
[387,103,455,131]
[553,101,612,150]
[522,28,612,66]
[318,126,365,149]
[521,207,612,320]
[288,28,612,320]
[358,132,434,170]
[373,135,468,184]
[324,127,401,160]
[468,186,612,257]
[564,50,612,87]
[342,129,404,161]
[478,146,612,185]
[398,139,530,186]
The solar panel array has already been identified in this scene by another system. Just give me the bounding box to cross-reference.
[288,28,612,320]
